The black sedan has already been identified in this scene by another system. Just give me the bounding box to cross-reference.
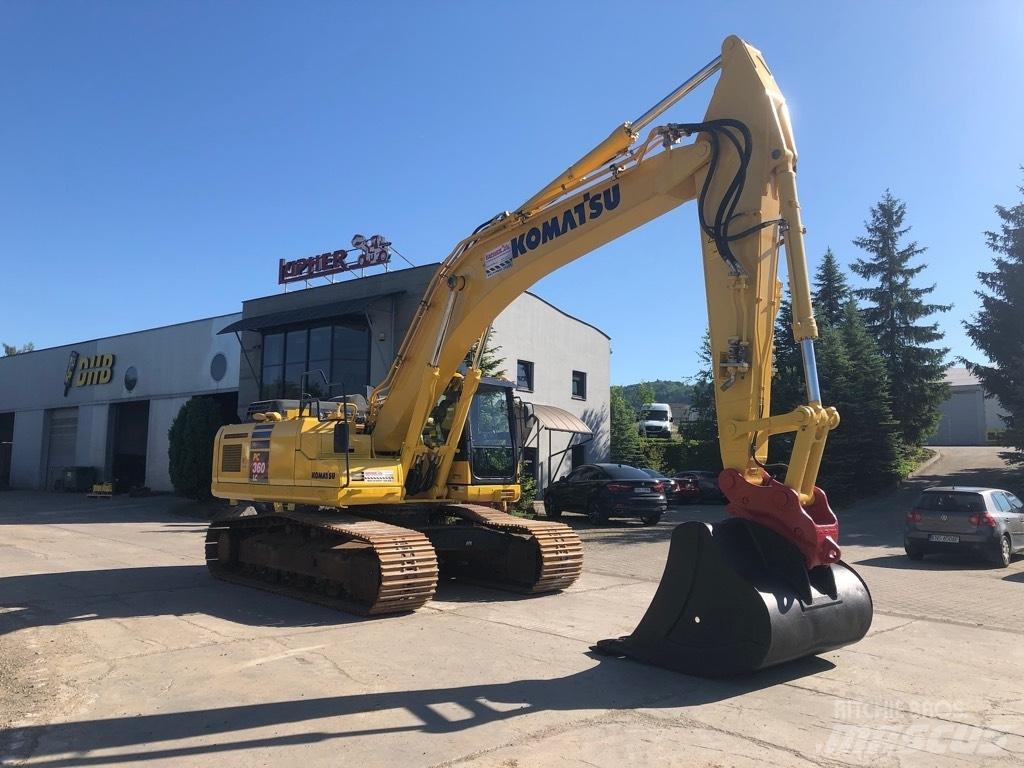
[543,463,667,525]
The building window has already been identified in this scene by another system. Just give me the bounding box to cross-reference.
[571,370,587,400]
[516,360,534,392]
[260,321,370,400]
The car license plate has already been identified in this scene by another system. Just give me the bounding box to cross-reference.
[928,534,960,544]
[634,487,651,494]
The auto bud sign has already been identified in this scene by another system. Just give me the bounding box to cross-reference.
[278,233,391,285]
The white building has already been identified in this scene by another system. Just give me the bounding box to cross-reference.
[0,264,609,493]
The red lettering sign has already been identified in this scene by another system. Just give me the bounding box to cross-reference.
[277,234,392,285]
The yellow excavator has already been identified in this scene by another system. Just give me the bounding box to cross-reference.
[207,35,872,676]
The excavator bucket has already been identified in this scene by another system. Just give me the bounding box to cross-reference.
[594,518,872,676]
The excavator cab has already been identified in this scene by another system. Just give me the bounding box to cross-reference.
[445,378,522,503]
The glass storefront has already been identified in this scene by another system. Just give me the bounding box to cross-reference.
[260,321,370,399]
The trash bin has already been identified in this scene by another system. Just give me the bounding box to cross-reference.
[62,466,96,493]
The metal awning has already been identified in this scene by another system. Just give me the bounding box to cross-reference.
[520,402,593,436]
[218,291,404,335]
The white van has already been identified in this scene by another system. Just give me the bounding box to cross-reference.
[637,402,673,439]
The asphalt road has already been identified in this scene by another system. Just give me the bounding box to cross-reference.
[1,446,1022,767]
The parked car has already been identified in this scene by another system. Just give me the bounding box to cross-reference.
[675,470,727,503]
[672,473,702,504]
[543,463,667,525]
[636,403,674,439]
[905,486,1024,567]
[639,468,681,505]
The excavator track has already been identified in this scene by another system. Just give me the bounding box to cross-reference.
[435,504,584,593]
[205,507,438,616]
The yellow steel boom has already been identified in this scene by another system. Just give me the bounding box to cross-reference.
[369,36,839,560]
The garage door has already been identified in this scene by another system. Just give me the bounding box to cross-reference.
[945,390,985,445]
[46,407,78,489]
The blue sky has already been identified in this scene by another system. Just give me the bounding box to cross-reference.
[2,2,1022,385]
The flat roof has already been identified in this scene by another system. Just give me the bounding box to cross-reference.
[4,262,610,357]
[0,312,241,360]
[944,367,981,387]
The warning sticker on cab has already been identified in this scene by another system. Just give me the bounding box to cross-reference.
[362,469,396,483]
[483,242,513,278]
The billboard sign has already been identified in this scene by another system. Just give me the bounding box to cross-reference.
[278,234,392,285]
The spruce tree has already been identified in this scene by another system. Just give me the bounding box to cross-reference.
[463,337,506,378]
[962,181,1024,463]
[812,248,851,329]
[609,387,645,466]
[851,191,951,448]
[771,294,804,416]
[681,333,723,471]
[818,301,901,499]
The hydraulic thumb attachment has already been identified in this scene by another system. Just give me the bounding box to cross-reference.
[594,518,872,676]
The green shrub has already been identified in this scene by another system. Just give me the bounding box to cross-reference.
[637,438,666,473]
[512,474,537,517]
[661,440,688,475]
[168,397,234,499]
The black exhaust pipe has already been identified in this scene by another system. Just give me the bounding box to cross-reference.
[594,518,872,676]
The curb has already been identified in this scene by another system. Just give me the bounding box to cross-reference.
[908,448,942,478]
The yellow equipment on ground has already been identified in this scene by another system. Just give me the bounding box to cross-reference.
[88,482,113,499]
[207,35,872,676]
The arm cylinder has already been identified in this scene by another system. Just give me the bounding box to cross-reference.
[777,168,819,345]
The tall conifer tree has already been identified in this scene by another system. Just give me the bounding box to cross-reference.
[851,191,950,448]
[962,181,1024,462]
[812,248,851,329]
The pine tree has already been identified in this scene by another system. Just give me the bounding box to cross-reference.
[463,336,506,379]
[817,301,901,499]
[812,248,851,329]
[771,294,804,416]
[609,387,645,466]
[2,342,34,356]
[681,333,723,471]
[962,181,1024,463]
[851,191,951,448]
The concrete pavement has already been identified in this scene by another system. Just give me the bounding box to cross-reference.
[1,446,1022,767]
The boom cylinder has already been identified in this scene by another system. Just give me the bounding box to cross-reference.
[631,55,723,131]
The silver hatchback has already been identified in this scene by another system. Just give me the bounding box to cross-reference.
[905,486,1024,567]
